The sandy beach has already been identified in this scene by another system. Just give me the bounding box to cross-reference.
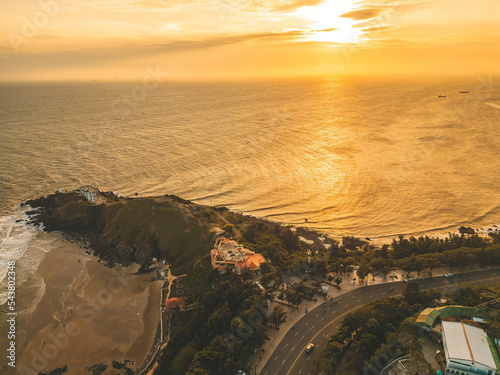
[8,235,161,375]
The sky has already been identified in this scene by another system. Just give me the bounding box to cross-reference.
[0,0,499,81]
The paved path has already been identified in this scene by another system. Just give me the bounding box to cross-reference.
[259,268,500,375]
[137,267,177,375]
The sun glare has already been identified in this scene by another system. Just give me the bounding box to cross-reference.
[294,1,364,44]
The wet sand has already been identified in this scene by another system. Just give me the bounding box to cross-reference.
[11,238,161,374]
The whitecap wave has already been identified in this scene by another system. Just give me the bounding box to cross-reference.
[0,207,46,305]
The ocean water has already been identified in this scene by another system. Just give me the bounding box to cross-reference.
[0,76,499,305]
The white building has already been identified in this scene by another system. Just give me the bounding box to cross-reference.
[79,185,98,202]
[442,321,499,375]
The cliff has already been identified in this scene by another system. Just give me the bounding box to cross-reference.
[24,190,235,270]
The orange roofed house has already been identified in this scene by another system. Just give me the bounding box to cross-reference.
[211,237,266,275]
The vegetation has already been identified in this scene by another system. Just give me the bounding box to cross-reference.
[155,261,269,374]
[26,190,500,375]
[154,221,314,375]
[313,282,500,375]
[319,233,500,282]
[269,306,287,328]
[312,280,440,375]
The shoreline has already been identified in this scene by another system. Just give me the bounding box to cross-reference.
[10,234,161,375]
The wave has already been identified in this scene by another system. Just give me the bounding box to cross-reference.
[0,207,47,305]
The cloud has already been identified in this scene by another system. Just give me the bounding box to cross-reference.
[340,8,385,20]
[362,25,395,32]
[149,29,314,51]
[77,0,326,13]
[316,27,337,32]
[267,0,324,12]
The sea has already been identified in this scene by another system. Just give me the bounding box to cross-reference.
[0,75,499,312]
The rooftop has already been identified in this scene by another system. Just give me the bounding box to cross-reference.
[442,321,497,370]
[80,185,98,192]
[218,240,246,263]
[416,305,490,327]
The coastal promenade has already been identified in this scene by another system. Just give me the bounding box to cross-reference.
[135,267,176,375]
[257,266,500,375]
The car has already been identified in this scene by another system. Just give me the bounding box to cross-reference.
[445,273,453,278]
[305,343,315,353]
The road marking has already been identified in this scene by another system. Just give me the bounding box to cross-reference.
[284,302,397,375]
[321,317,325,321]
[264,372,268,375]
[311,325,315,330]
[275,273,500,375]
[356,299,361,302]
[283,360,286,365]
[364,291,368,294]
[307,356,310,360]
[292,346,295,351]
[295,332,298,335]
[274,356,278,361]
[301,335,305,340]
[285,344,288,348]
[369,295,373,298]
[305,322,309,326]
[316,313,320,317]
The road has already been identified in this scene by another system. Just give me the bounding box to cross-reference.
[259,268,500,375]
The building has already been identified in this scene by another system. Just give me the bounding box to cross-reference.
[79,185,99,202]
[441,321,500,375]
[165,297,185,310]
[211,237,266,275]
[416,306,491,332]
[157,269,166,280]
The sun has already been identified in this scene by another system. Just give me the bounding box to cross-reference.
[293,1,364,44]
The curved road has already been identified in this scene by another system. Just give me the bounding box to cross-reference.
[259,268,500,375]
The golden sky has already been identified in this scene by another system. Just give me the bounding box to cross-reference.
[0,0,499,81]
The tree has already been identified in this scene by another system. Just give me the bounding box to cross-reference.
[285,289,303,308]
[222,224,234,234]
[269,305,287,328]
[403,280,420,305]
[380,264,392,279]
[342,236,367,250]
[170,345,197,375]
[454,286,482,306]
[357,263,372,283]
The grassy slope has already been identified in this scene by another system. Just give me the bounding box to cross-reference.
[29,192,230,271]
